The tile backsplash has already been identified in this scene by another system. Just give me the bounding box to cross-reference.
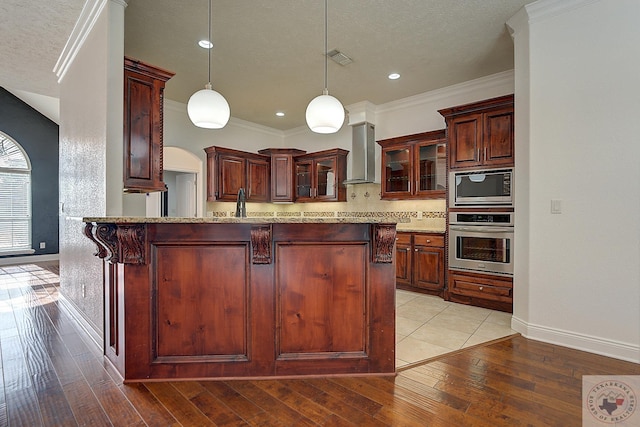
[206,183,446,231]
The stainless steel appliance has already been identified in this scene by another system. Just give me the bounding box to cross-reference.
[449,167,513,207]
[449,212,514,276]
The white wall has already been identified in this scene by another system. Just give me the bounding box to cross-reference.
[58,0,126,336]
[509,0,640,362]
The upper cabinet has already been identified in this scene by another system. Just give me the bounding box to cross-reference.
[294,149,348,202]
[258,148,307,203]
[438,94,514,170]
[377,129,447,200]
[123,57,174,192]
[205,146,270,202]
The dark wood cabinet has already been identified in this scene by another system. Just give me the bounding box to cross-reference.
[447,270,513,313]
[378,130,447,200]
[204,146,270,202]
[396,232,445,295]
[294,149,348,202]
[258,148,306,203]
[123,57,174,192]
[439,95,514,170]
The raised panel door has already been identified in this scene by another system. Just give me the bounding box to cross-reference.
[413,245,444,291]
[395,233,412,287]
[271,154,294,202]
[218,154,245,200]
[449,113,483,169]
[247,157,269,202]
[276,243,367,356]
[483,107,514,167]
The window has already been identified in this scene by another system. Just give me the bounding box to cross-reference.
[0,132,33,255]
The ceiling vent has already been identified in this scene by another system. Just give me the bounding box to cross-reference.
[327,49,353,66]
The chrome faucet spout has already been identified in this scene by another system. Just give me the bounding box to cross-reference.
[235,188,246,218]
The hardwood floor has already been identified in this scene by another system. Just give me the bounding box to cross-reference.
[1,262,638,426]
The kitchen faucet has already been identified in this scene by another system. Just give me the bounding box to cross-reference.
[235,188,246,218]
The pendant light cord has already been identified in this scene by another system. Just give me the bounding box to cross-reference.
[208,0,212,85]
[323,0,328,93]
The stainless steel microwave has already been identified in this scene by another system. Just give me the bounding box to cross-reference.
[449,168,514,207]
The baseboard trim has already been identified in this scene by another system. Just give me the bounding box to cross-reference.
[511,316,639,363]
[0,253,59,266]
[58,293,104,352]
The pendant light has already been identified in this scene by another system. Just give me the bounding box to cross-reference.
[305,0,344,134]
[187,0,230,129]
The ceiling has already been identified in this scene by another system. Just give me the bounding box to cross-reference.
[1,0,534,130]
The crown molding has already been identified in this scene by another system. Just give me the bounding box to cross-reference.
[376,70,514,115]
[522,0,601,24]
[164,99,284,138]
[54,0,113,83]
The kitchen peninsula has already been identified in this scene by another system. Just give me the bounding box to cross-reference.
[83,217,402,382]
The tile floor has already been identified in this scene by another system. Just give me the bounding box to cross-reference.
[395,289,517,368]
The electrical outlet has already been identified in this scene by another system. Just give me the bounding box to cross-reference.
[39,242,46,249]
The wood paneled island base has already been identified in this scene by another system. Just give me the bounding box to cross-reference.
[83,218,398,382]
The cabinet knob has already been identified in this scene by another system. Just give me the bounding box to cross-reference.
[479,286,484,291]
[426,239,431,243]
[414,248,418,252]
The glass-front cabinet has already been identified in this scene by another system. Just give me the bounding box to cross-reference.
[295,149,348,202]
[378,129,447,200]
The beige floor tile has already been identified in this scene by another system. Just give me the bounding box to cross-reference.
[396,333,407,344]
[396,316,424,336]
[485,310,513,326]
[427,311,483,334]
[442,303,492,322]
[462,334,498,348]
[395,290,417,306]
[396,336,453,364]
[408,324,471,350]
[472,321,516,340]
[396,303,442,323]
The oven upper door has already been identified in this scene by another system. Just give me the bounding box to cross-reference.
[449,225,513,276]
[449,168,513,207]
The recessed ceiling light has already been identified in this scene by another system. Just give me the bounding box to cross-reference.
[198,40,213,49]
[388,73,400,80]
[276,112,285,117]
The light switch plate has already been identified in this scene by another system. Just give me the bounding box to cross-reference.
[551,199,562,214]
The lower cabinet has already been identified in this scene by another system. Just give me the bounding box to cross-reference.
[396,232,445,295]
[447,270,513,313]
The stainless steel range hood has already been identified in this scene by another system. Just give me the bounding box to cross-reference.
[344,122,375,184]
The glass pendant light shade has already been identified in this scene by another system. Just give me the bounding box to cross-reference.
[187,83,230,129]
[306,0,344,134]
[305,90,344,134]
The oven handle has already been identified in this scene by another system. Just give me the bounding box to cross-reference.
[449,225,514,233]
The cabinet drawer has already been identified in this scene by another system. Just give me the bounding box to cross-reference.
[396,233,412,245]
[449,273,512,302]
[413,234,444,247]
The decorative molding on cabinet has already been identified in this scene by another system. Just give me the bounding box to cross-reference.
[372,224,396,264]
[250,224,272,264]
[85,223,147,265]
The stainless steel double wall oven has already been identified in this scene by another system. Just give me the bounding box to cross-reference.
[448,168,514,276]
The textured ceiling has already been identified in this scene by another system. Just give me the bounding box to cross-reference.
[1,0,534,130]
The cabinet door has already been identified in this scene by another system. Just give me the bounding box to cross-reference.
[381,146,412,199]
[247,158,270,202]
[270,154,295,202]
[395,234,412,287]
[448,113,483,170]
[414,139,447,198]
[218,154,245,201]
[413,245,444,291]
[123,72,164,192]
[314,157,338,201]
[483,107,514,167]
[295,160,313,201]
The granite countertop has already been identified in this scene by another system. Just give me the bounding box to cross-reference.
[83,216,411,224]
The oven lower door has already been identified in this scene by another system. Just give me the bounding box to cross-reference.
[449,225,513,276]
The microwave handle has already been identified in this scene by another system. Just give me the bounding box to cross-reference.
[450,225,514,233]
